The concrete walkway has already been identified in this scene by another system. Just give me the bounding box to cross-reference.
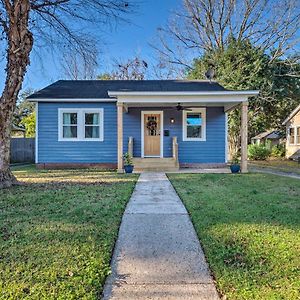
[102,173,219,300]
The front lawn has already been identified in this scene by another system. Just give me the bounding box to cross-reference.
[0,166,138,299]
[168,173,300,300]
[249,159,300,175]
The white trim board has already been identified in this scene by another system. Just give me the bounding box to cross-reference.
[283,103,300,125]
[28,98,116,102]
[141,111,164,158]
[109,90,259,97]
[115,95,252,104]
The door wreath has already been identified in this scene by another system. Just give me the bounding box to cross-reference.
[146,119,158,131]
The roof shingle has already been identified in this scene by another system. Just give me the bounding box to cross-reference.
[27,80,228,100]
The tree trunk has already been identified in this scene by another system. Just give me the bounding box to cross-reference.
[0,0,33,188]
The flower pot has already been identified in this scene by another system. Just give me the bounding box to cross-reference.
[124,165,134,174]
[230,164,240,173]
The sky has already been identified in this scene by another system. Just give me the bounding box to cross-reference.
[0,0,181,93]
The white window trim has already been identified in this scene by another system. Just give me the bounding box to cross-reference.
[296,126,300,145]
[58,108,104,142]
[182,108,206,142]
[288,126,296,145]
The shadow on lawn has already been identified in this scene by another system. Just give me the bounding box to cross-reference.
[10,167,137,188]
[0,169,138,299]
[168,173,300,299]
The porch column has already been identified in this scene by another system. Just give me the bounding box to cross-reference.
[117,102,124,173]
[241,101,248,173]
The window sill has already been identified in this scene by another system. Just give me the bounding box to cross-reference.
[182,138,206,142]
[58,138,104,142]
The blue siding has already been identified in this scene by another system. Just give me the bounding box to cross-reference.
[38,102,117,163]
[38,103,225,164]
[123,107,226,163]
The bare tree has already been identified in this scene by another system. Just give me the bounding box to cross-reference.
[153,0,300,74]
[98,56,149,80]
[61,48,98,80]
[0,0,134,188]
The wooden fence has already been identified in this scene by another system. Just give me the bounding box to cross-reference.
[10,138,35,163]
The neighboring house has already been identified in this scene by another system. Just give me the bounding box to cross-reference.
[27,80,259,172]
[283,103,300,160]
[11,124,26,138]
[251,130,282,147]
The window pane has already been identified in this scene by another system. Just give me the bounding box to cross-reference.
[85,113,99,125]
[63,113,77,125]
[290,128,295,144]
[289,128,295,136]
[63,126,77,138]
[297,128,300,144]
[85,126,99,138]
[187,125,201,138]
[187,113,202,126]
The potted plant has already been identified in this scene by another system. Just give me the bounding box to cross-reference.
[123,153,134,173]
[230,154,241,173]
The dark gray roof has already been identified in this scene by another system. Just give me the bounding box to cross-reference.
[252,130,282,140]
[27,80,228,100]
[11,124,25,132]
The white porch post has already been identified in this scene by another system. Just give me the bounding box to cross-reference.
[117,102,124,173]
[241,101,248,173]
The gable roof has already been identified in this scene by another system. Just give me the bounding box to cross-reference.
[27,80,229,100]
[283,103,300,125]
[11,124,26,132]
[252,130,281,140]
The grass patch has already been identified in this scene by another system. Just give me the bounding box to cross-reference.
[168,173,300,300]
[1,166,138,299]
[250,160,300,175]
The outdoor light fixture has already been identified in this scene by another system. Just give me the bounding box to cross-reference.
[170,117,175,124]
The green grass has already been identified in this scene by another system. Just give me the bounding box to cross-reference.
[168,173,300,300]
[249,160,300,175]
[0,166,138,299]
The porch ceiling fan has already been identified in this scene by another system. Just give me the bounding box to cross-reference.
[175,103,193,111]
[168,103,203,111]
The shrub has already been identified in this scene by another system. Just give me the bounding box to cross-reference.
[248,144,271,160]
[123,152,133,165]
[271,144,286,158]
[231,153,240,164]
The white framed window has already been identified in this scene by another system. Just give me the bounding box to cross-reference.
[296,126,300,145]
[288,127,295,145]
[182,108,206,141]
[58,108,104,141]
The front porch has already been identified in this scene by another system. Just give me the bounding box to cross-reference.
[110,89,258,173]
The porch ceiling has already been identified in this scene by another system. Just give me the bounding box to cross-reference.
[110,90,259,113]
[123,101,239,108]
[109,91,258,111]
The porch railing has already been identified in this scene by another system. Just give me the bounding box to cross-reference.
[128,136,134,157]
[172,136,179,167]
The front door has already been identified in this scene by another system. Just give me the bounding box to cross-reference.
[143,113,161,157]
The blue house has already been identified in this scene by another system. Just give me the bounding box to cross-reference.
[28,80,258,172]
